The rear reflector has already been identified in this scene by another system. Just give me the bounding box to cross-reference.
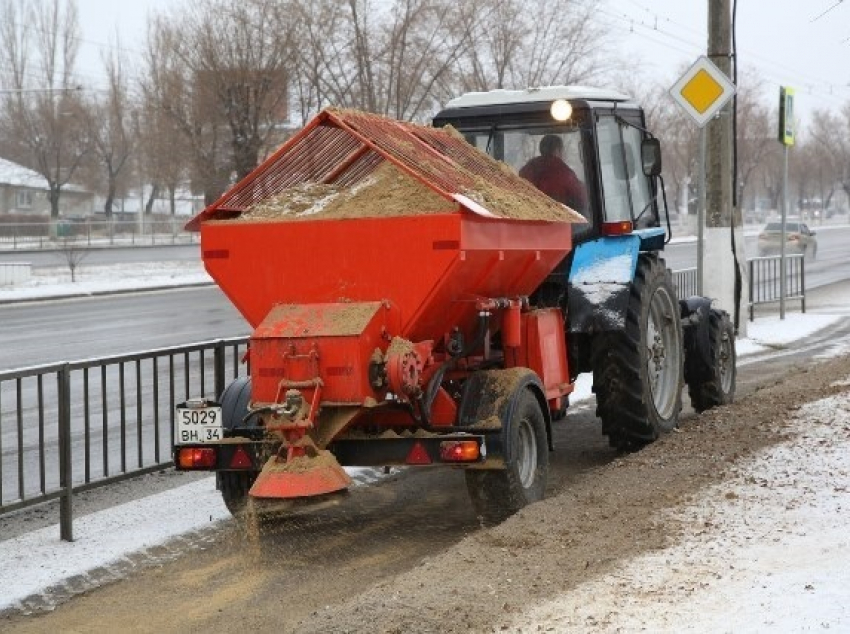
[178,447,217,469]
[601,220,633,236]
[405,442,432,465]
[439,441,480,462]
[229,446,253,469]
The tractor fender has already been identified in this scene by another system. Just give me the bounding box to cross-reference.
[567,235,640,333]
[567,229,668,334]
[679,296,714,383]
[458,368,553,455]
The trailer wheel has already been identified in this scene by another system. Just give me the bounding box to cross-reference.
[218,471,257,516]
[465,389,548,525]
[592,255,683,449]
[217,377,259,517]
[687,309,736,413]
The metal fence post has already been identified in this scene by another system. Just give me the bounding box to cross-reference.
[214,340,226,400]
[58,364,74,541]
[748,259,754,322]
[801,257,806,314]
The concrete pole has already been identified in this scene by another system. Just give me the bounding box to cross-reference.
[697,127,707,296]
[705,0,748,335]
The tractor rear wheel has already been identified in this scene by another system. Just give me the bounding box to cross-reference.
[592,255,684,449]
[687,309,736,413]
[465,389,548,525]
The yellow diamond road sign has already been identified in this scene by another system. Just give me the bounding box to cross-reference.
[670,56,736,127]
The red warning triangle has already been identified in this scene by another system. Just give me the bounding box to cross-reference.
[406,441,432,465]
[230,446,253,469]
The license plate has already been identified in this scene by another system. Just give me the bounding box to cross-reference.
[175,400,223,444]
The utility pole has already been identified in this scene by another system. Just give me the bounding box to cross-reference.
[705,0,748,336]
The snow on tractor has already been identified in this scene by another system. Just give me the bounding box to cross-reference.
[175,87,736,525]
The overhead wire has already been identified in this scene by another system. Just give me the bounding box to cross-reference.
[602,1,850,112]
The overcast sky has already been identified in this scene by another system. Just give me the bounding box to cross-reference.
[74,0,850,127]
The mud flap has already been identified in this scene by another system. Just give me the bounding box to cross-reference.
[680,297,714,384]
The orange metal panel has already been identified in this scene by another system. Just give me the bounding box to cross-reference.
[201,214,571,349]
[250,302,395,404]
[511,309,572,402]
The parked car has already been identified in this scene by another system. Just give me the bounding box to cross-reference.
[757,220,817,259]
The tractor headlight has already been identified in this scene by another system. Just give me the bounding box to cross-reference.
[550,99,572,122]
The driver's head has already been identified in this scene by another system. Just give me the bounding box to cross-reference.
[539,134,563,158]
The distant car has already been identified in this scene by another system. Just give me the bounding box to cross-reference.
[757,220,817,259]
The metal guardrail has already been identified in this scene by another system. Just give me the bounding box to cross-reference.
[672,267,698,299]
[0,256,806,542]
[0,219,198,249]
[672,254,805,321]
[0,337,249,540]
[748,254,805,320]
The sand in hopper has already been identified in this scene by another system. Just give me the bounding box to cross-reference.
[239,161,455,221]
[234,159,585,223]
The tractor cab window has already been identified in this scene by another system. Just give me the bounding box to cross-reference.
[596,116,656,228]
[463,125,593,237]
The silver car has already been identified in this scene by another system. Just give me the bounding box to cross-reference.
[757,221,817,259]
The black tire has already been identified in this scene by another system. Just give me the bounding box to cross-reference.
[218,471,257,516]
[465,389,548,525]
[217,377,258,516]
[592,255,684,449]
[687,309,736,413]
[221,376,253,431]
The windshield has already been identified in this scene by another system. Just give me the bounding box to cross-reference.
[764,222,801,232]
[460,123,593,237]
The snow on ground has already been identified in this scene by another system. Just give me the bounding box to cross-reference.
[0,260,849,619]
[512,391,850,633]
[0,261,212,302]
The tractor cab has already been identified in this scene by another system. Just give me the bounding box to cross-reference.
[432,86,666,249]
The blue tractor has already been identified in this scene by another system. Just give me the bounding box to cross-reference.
[434,86,736,450]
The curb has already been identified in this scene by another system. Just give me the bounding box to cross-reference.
[0,281,216,306]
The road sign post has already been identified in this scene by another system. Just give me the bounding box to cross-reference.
[670,56,739,321]
[778,86,795,320]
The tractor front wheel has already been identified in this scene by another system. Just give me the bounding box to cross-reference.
[687,309,736,412]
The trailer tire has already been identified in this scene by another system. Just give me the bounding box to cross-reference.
[218,471,257,516]
[465,389,548,525]
[221,376,253,431]
[218,377,259,516]
[592,255,683,449]
[687,309,736,413]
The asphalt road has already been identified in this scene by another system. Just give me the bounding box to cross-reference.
[0,286,248,371]
[664,222,850,288]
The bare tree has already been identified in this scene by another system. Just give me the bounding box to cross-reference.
[0,0,90,219]
[453,0,612,93]
[291,0,472,122]
[57,235,87,282]
[143,0,295,202]
[134,97,187,215]
[734,76,777,215]
[87,39,134,216]
[810,105,850,204]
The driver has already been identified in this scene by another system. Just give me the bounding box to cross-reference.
[519,134,587,211]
